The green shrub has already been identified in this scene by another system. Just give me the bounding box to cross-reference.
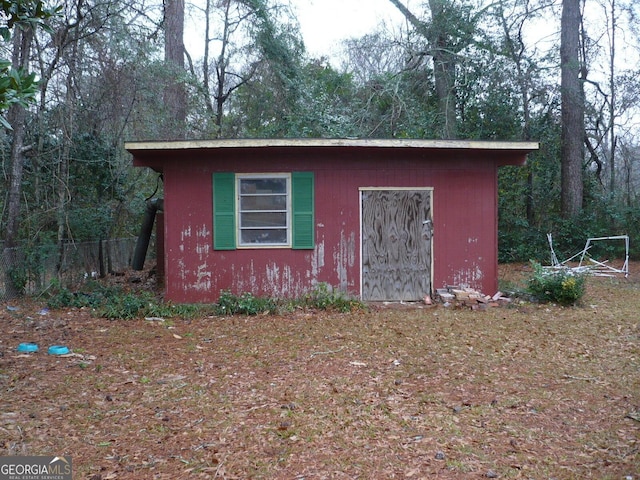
[45,279,207,319]
[46,280,125,309]
[45,281,75,309]
[236,292,277,315]
[214,285,364,315]
[303,282,364,313]
[527,261,586,306]
[214,290,277,315]
[98,291,151,319]
[46,281,365,319]
[215,290,239,315]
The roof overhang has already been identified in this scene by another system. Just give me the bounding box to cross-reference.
[126,138,539,152]
[126,138,539,171]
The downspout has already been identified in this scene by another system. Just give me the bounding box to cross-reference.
[132,198,164,270]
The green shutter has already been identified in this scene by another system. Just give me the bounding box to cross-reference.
[213,172,236,250]
[292,172,314,249]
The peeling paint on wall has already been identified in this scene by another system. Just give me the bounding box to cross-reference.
[195,225,211,256]
[334,230,356,290]
[222,260,309,298]
[179,226,192,253]
[177,259,187,281]
[196,225,209,238]
[280,264,294,296]
[176,223,214,293]
[193,263,211,291]
[451,262,484,289]
[312,238,325,278]
[266,262,280,294]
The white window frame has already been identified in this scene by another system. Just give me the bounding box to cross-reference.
[236,173,291,248]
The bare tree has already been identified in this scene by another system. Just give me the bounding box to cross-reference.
[187,0,259,137]
[186,0,300,137]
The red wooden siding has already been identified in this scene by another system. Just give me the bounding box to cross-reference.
[129,142,535,303]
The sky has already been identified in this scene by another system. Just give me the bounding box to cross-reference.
[289,0,407,58]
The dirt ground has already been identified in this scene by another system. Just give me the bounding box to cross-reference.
[0,264,638,479]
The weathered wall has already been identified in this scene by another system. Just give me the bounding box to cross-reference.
[156,147,502,303]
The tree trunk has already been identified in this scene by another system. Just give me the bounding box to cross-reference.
[201,0,216,121]
[560,0,584,218]
[214,0,232,136]
[164,0,186,139]
[388,0,457,139]
[428,0,457,139]
[2,27,33,298]
[607,0,616,200]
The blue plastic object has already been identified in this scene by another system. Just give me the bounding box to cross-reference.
[47,345,70,355]
[17,342,39,353]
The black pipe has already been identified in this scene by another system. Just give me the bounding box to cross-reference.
[132,198,163,270]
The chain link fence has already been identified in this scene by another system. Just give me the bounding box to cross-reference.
[0,237,141,302]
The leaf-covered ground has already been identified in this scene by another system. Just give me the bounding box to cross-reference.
[1,264,638,479]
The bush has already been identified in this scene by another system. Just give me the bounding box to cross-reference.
[214,290,278,316]
[213,285,365,315]
[527,261,586,306]
[98,291,151,319]
[46,280,112,309]
[45,279,207,319]
[46,281,364,319]
[302,282,364,313]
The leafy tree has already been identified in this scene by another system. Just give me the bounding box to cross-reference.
[0,0,58,126]
[388,0,480,139]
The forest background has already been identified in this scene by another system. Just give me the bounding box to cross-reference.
[0,0,639,296]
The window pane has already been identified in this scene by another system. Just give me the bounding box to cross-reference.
[241,229,288,244]
[240,178,287,195]
[241,212,287,228]
[238,175,290,246]
[240,194,287,211]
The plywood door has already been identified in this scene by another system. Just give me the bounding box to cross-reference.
[361,189,432,301]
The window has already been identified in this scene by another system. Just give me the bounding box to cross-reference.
[238,174,290,246]
[213,172,314,250]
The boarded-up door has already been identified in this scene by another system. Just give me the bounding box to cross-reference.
[361,189,433,301]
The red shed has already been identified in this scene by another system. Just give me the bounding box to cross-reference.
[126,139,538,303]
